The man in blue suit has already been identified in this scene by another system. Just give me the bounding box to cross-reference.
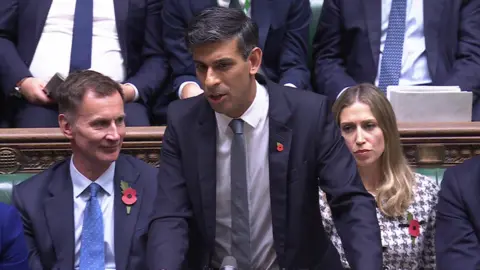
[436,156,480,269]
[0,203,29,270]
[162,0,312,99]
[0,0,169,127]
[313,0,480,120]
[147,7,382,269]
[12,71,158,270]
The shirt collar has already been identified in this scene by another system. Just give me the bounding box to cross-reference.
[70,156,116,198]
[215,80,269,134]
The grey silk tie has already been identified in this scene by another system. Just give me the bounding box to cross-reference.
[229,119,251,269]
[229,0,242,9]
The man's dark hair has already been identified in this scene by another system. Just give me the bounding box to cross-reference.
[186,6,259,59]
[52,70,124,118]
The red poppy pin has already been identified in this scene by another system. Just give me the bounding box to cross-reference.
[407,212,420,246]
[276,142,284,152]
[120,180,137,215]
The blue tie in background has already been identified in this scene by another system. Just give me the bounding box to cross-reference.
[79,183,105,270]
[378,0,407,93]
[69,0,94,73]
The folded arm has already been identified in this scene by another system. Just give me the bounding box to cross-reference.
[277,0,311,90]
[0,0,32,96]
[124,0,170,104]
[441,0,480,94]
[161,1,200,94]
[312,0,357,100]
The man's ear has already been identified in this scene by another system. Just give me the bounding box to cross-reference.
[58,114,73,139]
[248,47,263,75]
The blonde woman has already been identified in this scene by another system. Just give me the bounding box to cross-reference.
[319,84,438,269]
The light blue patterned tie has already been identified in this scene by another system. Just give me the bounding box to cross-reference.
[378,0,407,93]
[79,183,105,270]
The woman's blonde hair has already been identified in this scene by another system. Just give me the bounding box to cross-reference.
[332,83,414,217]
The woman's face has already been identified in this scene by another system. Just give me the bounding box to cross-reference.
[339,102,385,167]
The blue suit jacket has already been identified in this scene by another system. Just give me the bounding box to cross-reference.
[11,154,158,270]
[313,0,480,102]
[0,0,169,105]
[162,0,312,92]
[436,156,480,269]
[147,74,382,270]
[0,203,29,270]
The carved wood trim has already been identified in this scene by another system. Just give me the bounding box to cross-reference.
[0,123,479,174]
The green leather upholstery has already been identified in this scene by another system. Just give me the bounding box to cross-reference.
[0,174,33,204]
[0,168,444,205]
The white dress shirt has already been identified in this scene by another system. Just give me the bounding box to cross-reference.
[178,0,296,97]
[376,0,431,86]
[29,0,138,100]
[213,81,278,269]
[338,0,431,98]
[71,158,116,270]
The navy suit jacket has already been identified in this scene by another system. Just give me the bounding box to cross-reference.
[147,75,382,270]
[0,203,29,270]
[436,156,480,269]
[0,0,169,105]
[313,0,480,102]
[11,154,158,270]
[162,0,312,92]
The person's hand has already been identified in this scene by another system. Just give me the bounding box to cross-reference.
[181,83,204,99]
[121,84,136,103]
[18,77,54,105]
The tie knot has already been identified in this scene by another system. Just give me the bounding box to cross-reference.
[89,183,101,198]
[229,119,244,134]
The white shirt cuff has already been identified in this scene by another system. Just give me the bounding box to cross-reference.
[284,83,297,88]
[124,83,140,102]
[178,81,201,98]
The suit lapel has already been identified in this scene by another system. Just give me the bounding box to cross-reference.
[114,0,129,59]
[263,76,292,260]
[44,160,75,269]
[362,0,382,72]
[196,100,218,249]
[423,0,445,79]
[35,0,53,47]
[251,0,272,50]
[113,156,141,270]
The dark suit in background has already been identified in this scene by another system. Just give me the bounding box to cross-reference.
[0,203,29,270]
[162,0,312,93]
[12,154,157,270]
[0,0,170,127]
[147,75,382,269]
[313,0,480,119]
[436,155,480,269]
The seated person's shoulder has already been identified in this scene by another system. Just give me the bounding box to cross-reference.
[444,155,480,186]
[14,159,69,193]
[167,95,205,122]
[279,86,329,112]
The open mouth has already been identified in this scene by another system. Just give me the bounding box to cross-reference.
[208,93,226,103]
